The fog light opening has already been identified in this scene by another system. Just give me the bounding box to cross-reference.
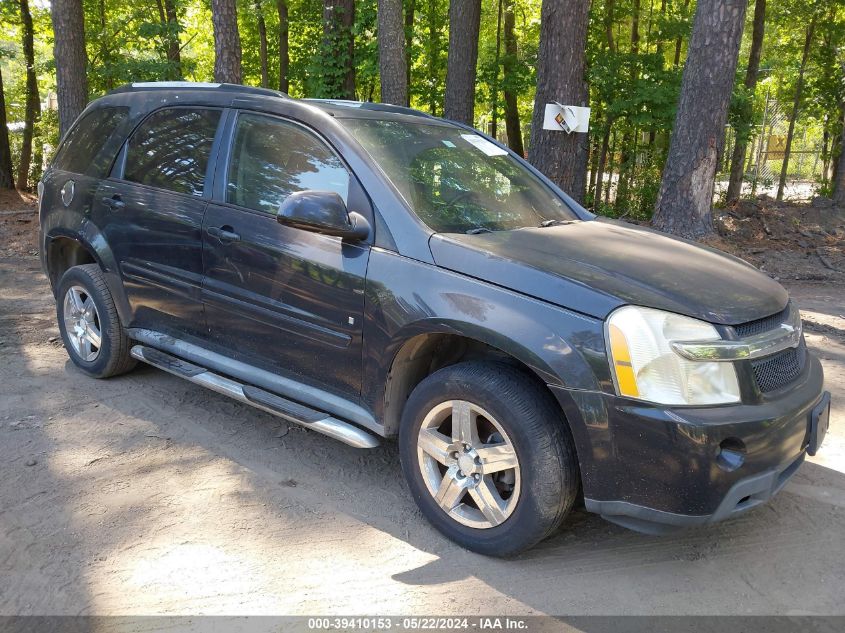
[716,437,746,472]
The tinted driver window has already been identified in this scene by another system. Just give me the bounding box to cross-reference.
[124,108,221,197]
[53,106,129,177]
[226,113,350,214]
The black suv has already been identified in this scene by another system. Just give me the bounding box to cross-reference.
[39,82,829,556]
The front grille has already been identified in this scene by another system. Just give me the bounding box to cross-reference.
[751,342,806,393]
[733,302,806,393]
[734,305,790,338]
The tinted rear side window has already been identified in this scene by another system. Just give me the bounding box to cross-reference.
[123,108,221,197]
[53,106,129,177]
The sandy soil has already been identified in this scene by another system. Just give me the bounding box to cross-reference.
[1,199,844,616]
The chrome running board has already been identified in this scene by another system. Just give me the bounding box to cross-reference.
[130,345,380,449]
[127,327,381,434]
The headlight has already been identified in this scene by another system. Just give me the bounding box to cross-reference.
[606,305,740,406]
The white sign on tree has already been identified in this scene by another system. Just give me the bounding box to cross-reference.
[542,102,590,134]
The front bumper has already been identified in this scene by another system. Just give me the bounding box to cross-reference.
[550,354,827,535]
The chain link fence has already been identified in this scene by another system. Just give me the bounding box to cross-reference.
[716,90,831,202]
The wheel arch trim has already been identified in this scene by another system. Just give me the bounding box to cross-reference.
[379,319,598,437]
[43,225,132,326]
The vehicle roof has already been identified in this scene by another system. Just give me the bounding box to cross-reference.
[104,82,452,126]
[107,81,290,100]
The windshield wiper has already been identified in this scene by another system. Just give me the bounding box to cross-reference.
[538,219,576,228]
[466,227,493,234]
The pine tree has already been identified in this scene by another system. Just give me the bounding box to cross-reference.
[528,0,591,202]
[653,0,747,238]
[50,0,89,137]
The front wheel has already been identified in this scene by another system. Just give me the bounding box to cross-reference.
[399,361,580,557]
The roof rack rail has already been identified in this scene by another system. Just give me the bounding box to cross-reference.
[304,99,435,119]
[108,82,290,99]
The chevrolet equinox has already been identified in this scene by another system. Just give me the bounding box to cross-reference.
[39,82,830,556]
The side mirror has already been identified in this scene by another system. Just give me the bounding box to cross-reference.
[276,190,370,241]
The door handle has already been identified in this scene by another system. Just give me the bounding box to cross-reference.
[102,194,125,211]
[207,225,241,243]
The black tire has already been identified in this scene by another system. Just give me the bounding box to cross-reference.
[56,264,137,378]
[399,361,580,557]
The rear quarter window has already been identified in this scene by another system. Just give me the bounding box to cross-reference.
[52,106,130,177]
[123,108,221,197]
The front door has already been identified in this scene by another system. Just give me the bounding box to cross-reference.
[96,106,223,338]
[202,111,370,399]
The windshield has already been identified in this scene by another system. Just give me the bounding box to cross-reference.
[342,119,578,233]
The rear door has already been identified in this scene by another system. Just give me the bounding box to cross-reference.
[202,110,371,399]
[95,107,224,338]
[41,105,130,262]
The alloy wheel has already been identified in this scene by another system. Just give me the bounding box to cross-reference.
[63,285,102,362]
[416,400,521,529]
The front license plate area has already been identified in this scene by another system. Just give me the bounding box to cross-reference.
[808,392,831,456]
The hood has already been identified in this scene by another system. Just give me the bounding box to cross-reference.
[428,219,788,325]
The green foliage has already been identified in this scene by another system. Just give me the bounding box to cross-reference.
[353,0,380,101]
[0,0,843,204]
[1,0,53,187]
[287,0,325,97]
[410,0,447,114]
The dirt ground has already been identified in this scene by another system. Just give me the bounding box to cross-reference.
[1,192,845,616]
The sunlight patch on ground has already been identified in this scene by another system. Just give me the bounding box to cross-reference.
[40,400,529,615]
[807,433,845,476]
[127,542,278,608]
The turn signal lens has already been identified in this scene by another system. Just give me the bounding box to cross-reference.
[609,323,639,398]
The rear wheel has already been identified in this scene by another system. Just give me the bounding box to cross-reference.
[56,264,136,378]
[399,361,579,557]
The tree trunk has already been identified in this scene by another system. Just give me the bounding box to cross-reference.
[528,0,591,203]
[648,0,667,143]
[378,0,408,105]
[833,102,845,205]
[595,0,615,204]
[654,0,666,60]
[604,0,616,53]
[51,0,89,138]
[322,0,356,99]
[615,127,637,214]
[277,0,289,92]
[404,0,415,106]
[615,0,641,213]
[652,0,747,238]
[162,0,182,78]
[425,0,438,114]
[588,133,599,203]
[725,0,765,203]
[776,19,815,201]
[605,129,617,205]
[631,0,640,58]
[17,0,40,190]
[821,115,831,188]
[490,0,503,138]
[257,0,269,87]
[443,0,481,124]
[0,67,14,189]
[594,120,611,206]
[211,0,242,83]
[502,0,523,155]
